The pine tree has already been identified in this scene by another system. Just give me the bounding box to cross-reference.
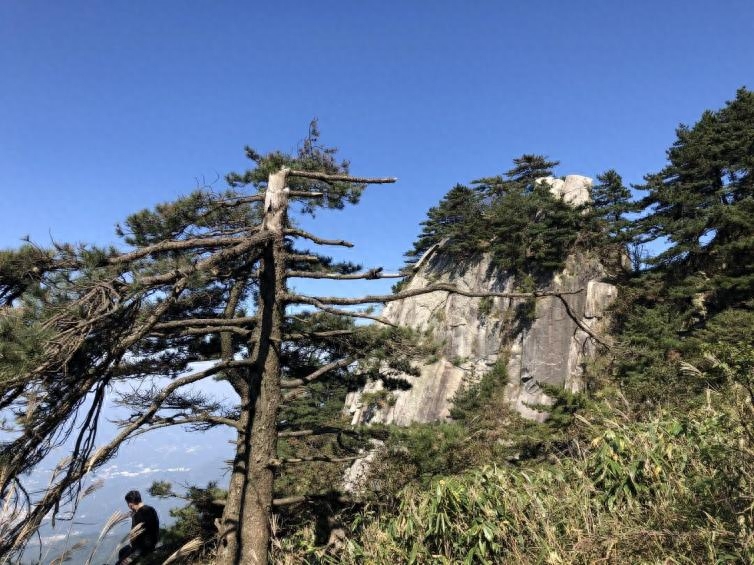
[405,184,488,263]
[636,88,754,304]
[487,180,584,275]
[0,125,425,564]
[614,88,754,406]
[473,154,559,199]
[591,169,632,243]
[583,169,635,271]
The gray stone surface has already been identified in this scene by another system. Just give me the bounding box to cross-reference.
[538,175,593,206]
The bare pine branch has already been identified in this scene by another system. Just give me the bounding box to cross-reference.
[286,284,585,307]
[284,228,353,248]
[280,357,355,388]
[287,169,397,184]
[287,267,402,280]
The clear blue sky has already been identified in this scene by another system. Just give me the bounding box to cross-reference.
[2,0,753,275]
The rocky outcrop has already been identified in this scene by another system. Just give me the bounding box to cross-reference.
[345,175,618,424]
[536,175,592,207]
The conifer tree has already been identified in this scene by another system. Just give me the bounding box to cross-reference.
[637,88,754,303]
[585,169,634,270]
[591,169,632,242]
[406,184,488,262]
[0,125,421,564]
[476,154,583,276]
[472,154,559,199]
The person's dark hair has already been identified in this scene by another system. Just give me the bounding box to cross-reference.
[125,490,142,504]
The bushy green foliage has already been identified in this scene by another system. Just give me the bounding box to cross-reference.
[583,169,634,271]
[488,181,586,275]
[328,399,754,564]
[0,309,53,384]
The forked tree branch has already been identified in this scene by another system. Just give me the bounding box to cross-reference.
[129,413,242,434]
[110,233,259,265]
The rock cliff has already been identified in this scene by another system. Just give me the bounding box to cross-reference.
[345,175,617,425]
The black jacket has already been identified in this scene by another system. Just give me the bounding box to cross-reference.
[131,505,159,553]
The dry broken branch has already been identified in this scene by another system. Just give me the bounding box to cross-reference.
[280,357,355,388]
[284,228,354,248]
[287,267,402,280]
[285,284,585,307]
[287,169,397,184]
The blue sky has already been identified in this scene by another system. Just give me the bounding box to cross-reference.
[2,0,753,273]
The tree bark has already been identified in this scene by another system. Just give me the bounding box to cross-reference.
[216,169,288,565]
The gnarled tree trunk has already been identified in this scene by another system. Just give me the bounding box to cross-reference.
[216,169,288,565]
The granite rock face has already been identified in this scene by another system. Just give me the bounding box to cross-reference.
[345,175,617,424]
[537,174,592,207]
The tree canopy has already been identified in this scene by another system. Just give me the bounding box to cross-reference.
[407,154,591,277]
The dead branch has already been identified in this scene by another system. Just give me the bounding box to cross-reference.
[287,267,402,280]
[288,254,321,263]
[286,190,325,198]
[285,284,585,307]
[554,294,612,350]
[280,357,355,388]
[271,494,353,507]
[276,428,346,439]
[153,316,257,331]
[213,194,266,207]
[277,426,367,439]
[286,296,396,326]
[284,228,353,248]
[209,493,354,508]
[287,170,397,184]
[268,454,365,467]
